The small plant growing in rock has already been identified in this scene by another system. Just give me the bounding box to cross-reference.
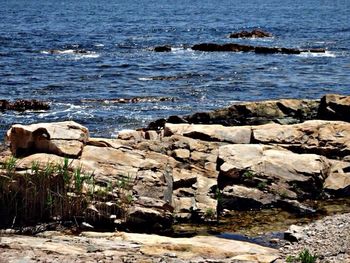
[242,170,254,179]
[256,181,267,190]
[204,208,216,220]
[2,156,17,175]
[286,249,317,263]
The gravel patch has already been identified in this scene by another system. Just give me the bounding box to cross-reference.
[279,212,350,262]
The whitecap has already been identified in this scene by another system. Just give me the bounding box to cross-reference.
[298,51,336,58]
[138,77,153,81]
[94,43,104,47]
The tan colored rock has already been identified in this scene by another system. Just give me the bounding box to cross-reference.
[252,120,350,159]
[0,231,279,263]
[15,153,70,170]
[173,148,190,160]
[145,130,159,140]
[7,121,88,157]
[165,123,252,143]
[173,168,197,189]
[88,137,125,149]
[325,169,350,194]
[222,185,277,210]
[123,233,278,262]
[117,129,144,141]
[218,144,331,201]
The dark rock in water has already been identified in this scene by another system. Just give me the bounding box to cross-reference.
[191,43,255,52]
[318,94,350,122]
[153,45,172,52]
[229,29,272,38]
[184,98,320,126]
[255,46,301,55]
[191,43,325,55]
[0,99,50,112]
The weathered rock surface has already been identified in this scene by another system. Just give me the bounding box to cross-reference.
[229,29,272,38]
[0,231,279,263]
[165,123,252,143]
[217,144,330,210]
[252,120,350,159]
[2,93,350,233]
[184,98,320,126]
[191,43,325,55]
[6,121,89,157]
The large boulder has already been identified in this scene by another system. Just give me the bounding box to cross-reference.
[218,144,331,205]
[6,121,89,157]
[79,145,175,231]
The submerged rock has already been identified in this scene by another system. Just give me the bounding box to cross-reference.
[153,45,172,52]
[191,42,325,54]
[0,99,50,112]
[229,29,273,38]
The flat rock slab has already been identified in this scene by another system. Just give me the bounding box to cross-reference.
[0,231,279,263]
[165,123,252,143]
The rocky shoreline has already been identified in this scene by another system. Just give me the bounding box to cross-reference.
[0,93,349,262]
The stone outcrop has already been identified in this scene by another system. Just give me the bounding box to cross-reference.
[6,121,89,157]
[229,29,272,38]
[184,98,320,126]
[191,43,325,54]
[218,144,329,209]
[2,94,350,233]
[252,120,350,159]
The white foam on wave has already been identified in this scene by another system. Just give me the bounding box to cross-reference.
[138,77,153,81]
[41,49,100,59]
[298,50,336,58]
[94,43,104,47]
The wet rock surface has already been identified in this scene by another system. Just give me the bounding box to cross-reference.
[191,43,325,54]
[0,99,50,112]
[229,29,273,38]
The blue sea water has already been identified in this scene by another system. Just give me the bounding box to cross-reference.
[0,0,349,137]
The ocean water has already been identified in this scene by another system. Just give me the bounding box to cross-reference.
[0,0,349,138]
